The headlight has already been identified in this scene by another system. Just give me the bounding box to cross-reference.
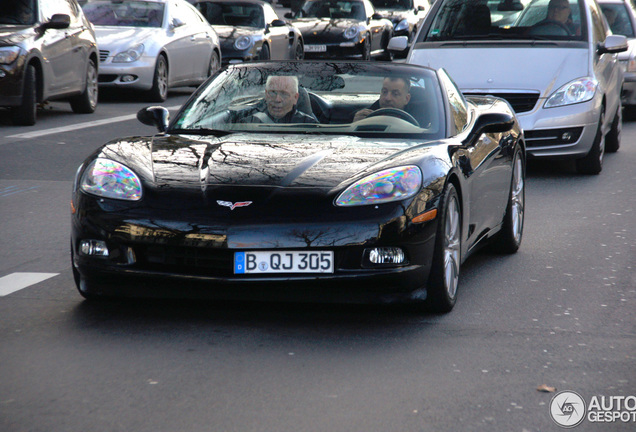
[80,159,142,201]
[234,36,253,50]
[336,166,422,206]
[394,19,409,32]
[344,25,360,40]
[0,46,20,64]
[545,77,598,108]
[113,43,145,63]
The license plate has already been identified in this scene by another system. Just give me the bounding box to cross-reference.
[304,45,327,52]
[234,251,334,274]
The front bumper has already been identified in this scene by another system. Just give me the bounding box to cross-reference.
[303,41,365,60]
[97,54,155,91]
[71,192,438,303]
[0,59,26,107]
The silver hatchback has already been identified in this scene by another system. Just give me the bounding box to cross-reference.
[392,0,628,174]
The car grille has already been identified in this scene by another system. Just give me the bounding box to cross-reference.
[99,50,109,62]
[524,127,583,147]
[463,92,540,113]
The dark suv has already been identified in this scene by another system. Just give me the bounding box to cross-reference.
[0,0,99,125]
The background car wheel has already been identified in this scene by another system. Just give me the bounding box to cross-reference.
[12,64,37,126]
[426,183,461,313]
[148,55,168,102]
[70,58,98,114]
[294,41,304,60]
[361,37,371,60]
[207,50,220,78]
[576,107,605,175]
[605,105,621,153]
[490,148,525,254]
[259,44,271,60]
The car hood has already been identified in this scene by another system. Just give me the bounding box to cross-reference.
[99,133,431,190]
[375,10,409,22]
[93,26,159,48]
[293,18,361,35]
[0,26,35,45]
[410,45,589,96]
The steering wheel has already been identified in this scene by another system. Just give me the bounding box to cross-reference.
[529,20,572,36]
[366,108,420,127]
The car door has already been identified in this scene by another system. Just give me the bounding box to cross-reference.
[38,0,76,95]
[167,0,205,84]
[263,4,289,58]
[181,1,214,80]
[363,0,385,52]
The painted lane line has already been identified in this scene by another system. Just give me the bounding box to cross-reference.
[0,272,59,296]
[6,105,182,139]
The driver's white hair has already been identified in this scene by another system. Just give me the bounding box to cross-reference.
[266,75,299,93]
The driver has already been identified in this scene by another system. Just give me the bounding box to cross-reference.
[532,0,579,34]
[352,77,412,122]
[243,75,318,124]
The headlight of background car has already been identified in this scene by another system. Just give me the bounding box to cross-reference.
[394,19,409,33]
[113,43,145,63]
[0,46,20,64]
[80,159,142,201]
[343,25,360,40]
[545,77,598,108]
[336,166,422,206]
[234,35,253,50]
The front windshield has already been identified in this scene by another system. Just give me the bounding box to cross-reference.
[0,0,36,25]
[172,62,445,140]
[195,2,264,27]
[297,0,367,20]
[371,0,413,11]
[423,0,586,42]
[82,1,165,27]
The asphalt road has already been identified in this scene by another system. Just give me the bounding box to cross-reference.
[0,86,635,432]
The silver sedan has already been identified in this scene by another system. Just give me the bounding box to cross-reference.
[82,0,221,101]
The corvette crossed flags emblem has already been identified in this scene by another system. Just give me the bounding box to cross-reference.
[217,200,253,210]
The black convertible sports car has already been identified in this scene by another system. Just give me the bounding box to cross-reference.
[71,61,526,312]
[190,0,304,63]
[284,0,394,60]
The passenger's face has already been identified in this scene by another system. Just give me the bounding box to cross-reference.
[550,0,571,23]
[379,78,410,110]
[265,77,299,119]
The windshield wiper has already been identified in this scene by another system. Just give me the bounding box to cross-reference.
[168,128,233,137]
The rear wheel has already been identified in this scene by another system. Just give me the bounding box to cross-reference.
[147,55,168,102]
[12,64,37,126]
[576,107,605,175]
[70,58,98,113]
[490,148,525,253]
[426,183,461,313]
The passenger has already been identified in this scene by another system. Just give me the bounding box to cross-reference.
[532,0,579,35]
[352,77,412,122]
[243,76,318,123]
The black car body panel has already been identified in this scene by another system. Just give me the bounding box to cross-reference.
[71,61,525,309]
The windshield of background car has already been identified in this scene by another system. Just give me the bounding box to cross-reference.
[195,2,264,27]
[172,62,446,139]
[600,2,635,37]
[297,0,367,20]
[371,0,413,11]
[82,1,165,27]
[0,0,36,25]
[423,0,587,41]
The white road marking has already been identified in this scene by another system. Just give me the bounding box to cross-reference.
[6,105,182,139]
[0,272,59,296]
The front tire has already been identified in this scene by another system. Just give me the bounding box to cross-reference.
[576,107,605,175]
[148,55,168,102]
[70,58,98,113]
[259,44,271,60]
[605,105,621,153]
[294,41,304,60]
[12,64,37,126]
[426,183,461,313]
[207,50,220,79]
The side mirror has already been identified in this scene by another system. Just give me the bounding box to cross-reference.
[372,13,383,20]
[41,14,70,30]
[171,18,185,29]
[137,106,170,133]
[271,19,287,27]
[468,112,515,143]
[598,34,628,54]
[388,36,409,52]
[284,12,294,19]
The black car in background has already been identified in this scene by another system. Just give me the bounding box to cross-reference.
[285,0,394,60]
[0,0,99,125]
[371,0,430,48]
[191,0,304,63]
